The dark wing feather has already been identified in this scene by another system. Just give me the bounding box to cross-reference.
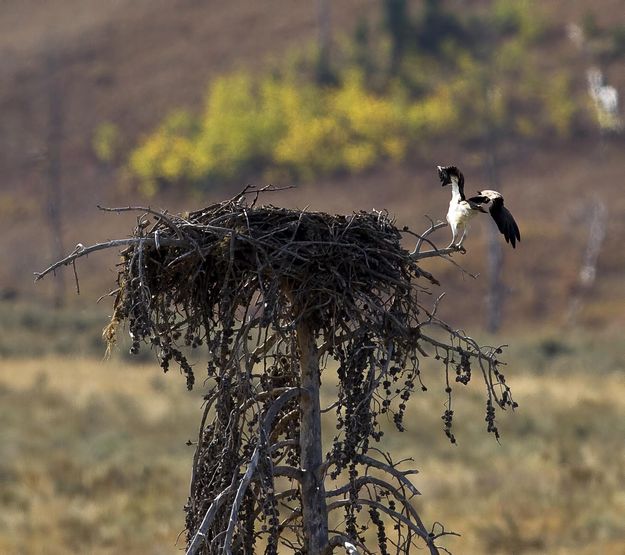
[489,198,521,248]
[467,195,489,204]
[466,195,489,212]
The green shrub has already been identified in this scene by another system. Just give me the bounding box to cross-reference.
[92,122,121,164]
[491,0,544,43]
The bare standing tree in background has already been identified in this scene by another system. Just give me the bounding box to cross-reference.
[483,114,506,334]
[566,198,607,325]
[36,188,516,554]
[43,47,66,308]
[384,0,409,75]
[316,0,334,84]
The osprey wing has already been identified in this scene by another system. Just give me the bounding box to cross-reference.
[489,197,521,248]
[466,195,490,211]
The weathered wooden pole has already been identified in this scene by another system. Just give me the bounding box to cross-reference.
[295,315,329,554]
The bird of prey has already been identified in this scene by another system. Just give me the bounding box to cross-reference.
[437,165,520,249]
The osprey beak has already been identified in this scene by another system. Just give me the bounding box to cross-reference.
[437,166,449,186]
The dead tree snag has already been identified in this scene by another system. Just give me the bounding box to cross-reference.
[295,314,329,553]
[36,186,516,554]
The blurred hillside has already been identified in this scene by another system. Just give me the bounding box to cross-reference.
[2,0,625,331]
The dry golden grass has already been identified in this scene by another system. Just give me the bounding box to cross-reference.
[0,357,200,555]
[1,330,625,554]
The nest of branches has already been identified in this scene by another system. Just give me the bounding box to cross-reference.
[36,187,516,554]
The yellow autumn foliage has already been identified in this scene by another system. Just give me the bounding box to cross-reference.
[128,34,578,193]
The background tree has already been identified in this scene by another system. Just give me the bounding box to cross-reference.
[316,0,335,84]
[383,0,410,75]
[43,47,66,308]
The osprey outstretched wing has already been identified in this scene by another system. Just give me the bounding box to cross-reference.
[468,190,521,248]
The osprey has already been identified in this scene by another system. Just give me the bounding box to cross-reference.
[437,165,520,248]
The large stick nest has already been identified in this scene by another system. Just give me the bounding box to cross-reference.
[105,193,438,375]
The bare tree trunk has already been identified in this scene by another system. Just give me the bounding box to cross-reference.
[384,0,408,75]
[482,80,506,333]
[566,197,607,325]
[44,50,66,308]
[316,0,333,84]
[485,224,504,333]
[484,148,506,333]
[295,316,329,554]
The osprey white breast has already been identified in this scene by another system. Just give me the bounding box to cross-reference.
[446,179,481,247]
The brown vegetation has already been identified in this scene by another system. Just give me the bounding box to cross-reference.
[2,335,624,554]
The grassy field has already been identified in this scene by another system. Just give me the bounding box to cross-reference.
[1,327,625,554]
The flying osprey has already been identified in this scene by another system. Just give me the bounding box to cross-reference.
[437,165,520,249]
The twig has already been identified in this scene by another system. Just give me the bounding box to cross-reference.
[410,219,447,255]
[97,204,186,240]
[273,465,303,481]
[222,447,260,555]
[34,237,189,281]
[327,499,440,554]
[326,534,367,555]
[184,486,232,555]
[356,454,421,497]
[411,245,464,260]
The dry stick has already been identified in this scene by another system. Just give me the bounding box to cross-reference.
[250,184,297,207]
[411,245,464,260]
[97,205,186,239]
[250,487,300,528]
[184,486,232,555]
[222,447,260,555]
[71,260,80,294]
[325,534,366,555]
[325,474,424,534]
[411,219,448,255]
[270,439,298,453]
[409,219,469,261]
[188,391,219,513]
[356,454,421,497]
[223,388,301,554]
[272,465,303,481]
[269,409,299,441]
[327,499,443,555]
[185,388,300,555]
[34,237,189,282]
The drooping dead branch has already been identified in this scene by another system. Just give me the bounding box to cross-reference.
[36,187,515,554]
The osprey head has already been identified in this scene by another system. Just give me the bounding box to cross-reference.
[437,165,464,188]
